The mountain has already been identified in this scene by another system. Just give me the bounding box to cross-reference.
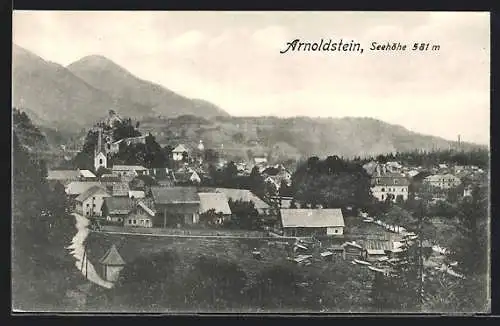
[12,44,152,132]
[139,115,485,162]
[66,55,229,119]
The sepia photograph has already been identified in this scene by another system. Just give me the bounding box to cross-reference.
[11,11,490,313]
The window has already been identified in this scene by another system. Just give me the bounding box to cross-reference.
[99,159,103,164]
[334,229,338,234]
[128,220,132,224]
[93,197,96,200]
[381,195,384,200]
[381,188,385,192]
[394,179,398,185]
[133,220,137,224]
[93,204,96,207]
[86,203,90,207]
[141,219,144,224]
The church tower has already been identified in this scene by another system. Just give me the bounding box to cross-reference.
[94,127,108,172]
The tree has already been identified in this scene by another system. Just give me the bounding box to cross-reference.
[228,199,259,230]
[12,132,83,311]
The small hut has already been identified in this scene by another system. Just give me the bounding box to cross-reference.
[99,244,126,282]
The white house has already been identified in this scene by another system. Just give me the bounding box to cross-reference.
[280,208,345,237]
[424,174,461,189]
[172,144,189,161]
[75,185,111,217]
[371,174,410,202]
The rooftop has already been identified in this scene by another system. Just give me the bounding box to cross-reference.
[65,181,104,196]
[150,186,200,205]
[99,244,126,266]
[112,165,148,171]
[280,209,345,228]
[47,170,80,180]
[198,192,232,215]
[75,185,110,203]
[215,188,270,210]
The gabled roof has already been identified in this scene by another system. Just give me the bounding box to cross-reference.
[75,185,110,202]
[112,165,148,171]
[65,182,104,196]
[280,209,345,228]
[150,186,200,205]
[99,244,126,266]
[79,170,96,178]
[103,197,134,215]
[215,188,270,210]
[172,144,189,153]
[371,174,410,186]
[100,174,121,182]
[198,192,232,215]
[137,201,155,217]
[47,170,80,180]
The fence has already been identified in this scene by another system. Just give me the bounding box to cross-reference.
[100,225,267,238]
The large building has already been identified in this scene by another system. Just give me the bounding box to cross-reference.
[371,173,410,202]
[280,208,345,237]
[423,174,462,189]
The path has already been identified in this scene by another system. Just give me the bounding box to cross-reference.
[93,229,296,240]
[66,213,114,289]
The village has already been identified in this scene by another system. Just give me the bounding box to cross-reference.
[41,111,487,295]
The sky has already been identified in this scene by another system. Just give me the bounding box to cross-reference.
[12,11,490,145]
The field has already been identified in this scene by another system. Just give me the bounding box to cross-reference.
[84,230,375,312]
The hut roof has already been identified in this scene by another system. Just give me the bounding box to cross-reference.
[99,244,126,266]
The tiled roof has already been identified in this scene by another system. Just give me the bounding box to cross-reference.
[150,186,200,205]
[112,165,148,171]
[65,182,104,196]
[371,174,410,186]
[47,170,80,180]
[280,209,345,228]
[75,185,110,202]
[103,197,134,215]
[198,192,232,215]
[112,182,130,196]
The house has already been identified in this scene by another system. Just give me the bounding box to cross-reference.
[215,188,271,215]
[125,201,155,228]
[172,144,189,161]
[174,170,201,184]
[75,185,111,217]
[99,244,126,283]
[280,208,345,237]
[112,165,149,178]
[424,174,461,189]
[463,185,474,197]
[102,197,134,223]
[253,157,268,166]
[342,241,364,261]
[150,187,200,227]
[386,161,403,173]
[198,192,232,223]
[371,173,410,202]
